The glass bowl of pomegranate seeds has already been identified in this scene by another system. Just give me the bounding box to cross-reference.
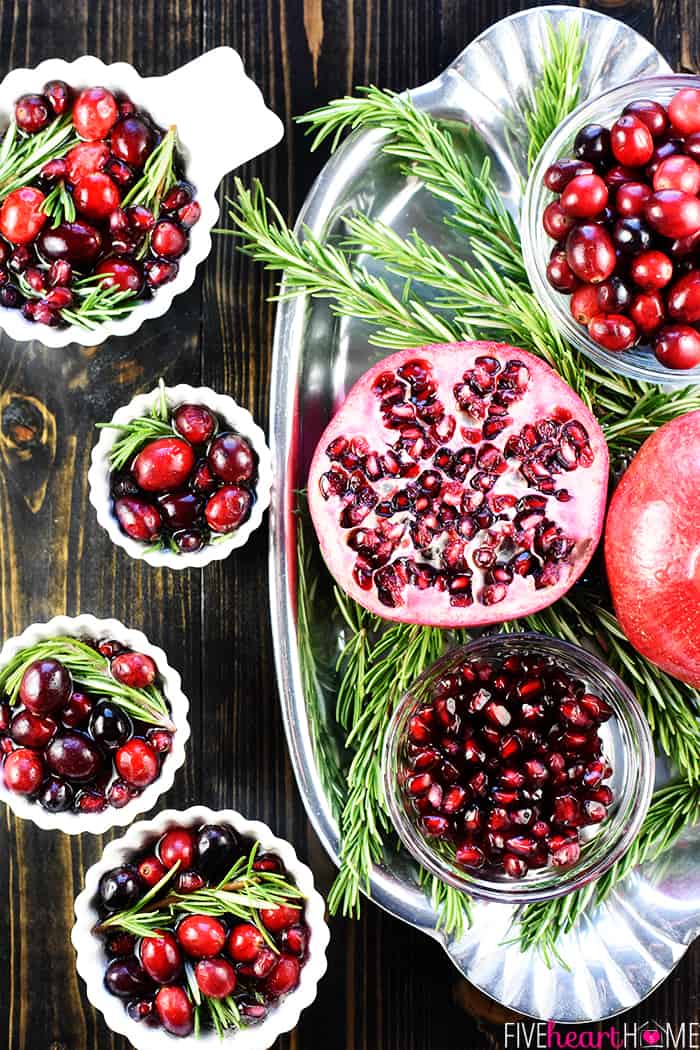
[0,51,281,347]
[72,806,329,1048]
[0,614,189,834]
[523,74,700,385]
[383,632,654,903]
[89,381,272,569]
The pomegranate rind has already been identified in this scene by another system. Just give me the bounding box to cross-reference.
[605,410,700,687]
[308,342,609,627]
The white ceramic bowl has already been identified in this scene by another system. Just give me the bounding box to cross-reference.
[88,383,273,569]
[0,614,190,834]
[72,805,330,1049]
[0,49,283,348]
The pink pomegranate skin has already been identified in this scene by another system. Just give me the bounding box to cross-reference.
[308,342,609,627]
[605,410,700,686]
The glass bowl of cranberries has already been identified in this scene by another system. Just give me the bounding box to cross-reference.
[382,632,654,904]
[523,74,700,384]
[89,381,272,568]
[0,614,190,834]
[0,50,282,347]
[71,806,329,1047]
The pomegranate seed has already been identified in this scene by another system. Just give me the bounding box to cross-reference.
[503,854,528,878]
[455,843,485,868]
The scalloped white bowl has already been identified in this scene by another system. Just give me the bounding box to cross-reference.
[88,383,272,569]
[0,614,190,834]
[72,805,330,1049]
[0,49,283,348]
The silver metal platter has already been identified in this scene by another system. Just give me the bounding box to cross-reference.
[268,4,700,1023]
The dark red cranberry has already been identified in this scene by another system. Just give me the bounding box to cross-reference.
[43,80,73,116]
[105,957,153,1000]
[24,267,46,293]
[147,728,173,753]
[616,181,651,218]
[239,946,277,979]
[574,124,612,168]
[205,485,252,533]
[0,284,21,308]
[37,221,103,268]
[260,903,301,933]
[44,286,72,310]
[115,738,159,788]
[630,249,673,289]
[126,205,155,231]
[138,855,166,887]
[114,496,161,541]
[141,932,182,984]
[66,141,110,182]
[644,190,700,238]
[630,291,665,336]
[208,432,255,483]
[174,529,205,553]
[157,491,204,530]
[73,86,119,140]
[10,709,57,748]
[684,131,700,161]
[191,459,217,494]
[546,250,579,293]
[158,828,195,870]
[543,158,596,192]
[654,324,700,369]
[111,651,157,689]
[559,174,608,218]
[155,986,193,1037]
[99,864,143,911]
[667,270,700,322]
[8,245,34,272]
[281,923,309,956]
[612,217,651,255]
[40,157,67,181]
[610,115,654,167]
[604,164,636,189]
[15,94,51,134]
[107,779,132,808]
[0,703,10,732]
[60,691,92,728]
[4,748,44,794]
[195,823,239,882]
[172,403,216,445]
[566,224,616,284]
[46,731,102,782]
[127,998,156,1023]
[265,954,301,998]
[162,183,193,211]
[151,220,187,259]
[177,914,227,958]
[89,700,133,749]
[20,658,72,715]
[622,99,669,138]
[132,436,195,493]
[175,870,205,894]
[106,931,136,958]
[75,789,106,813]
[178,200,201,228]
[542,200,575,240]
[104,156,134,187]
[110,116,155,167]
[240,1001,268,1023]
[596,276,631,313]
[144,258,178,287]
[95,257,143,293]
[194,958,236,999]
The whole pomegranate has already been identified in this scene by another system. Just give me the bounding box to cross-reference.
[605,410,700,686]
[308,343,609,625]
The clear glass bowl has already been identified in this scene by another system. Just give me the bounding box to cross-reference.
[522,73,700,387]
[382,632,655,905]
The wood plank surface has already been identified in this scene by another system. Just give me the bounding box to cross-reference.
[0,2,695,1048]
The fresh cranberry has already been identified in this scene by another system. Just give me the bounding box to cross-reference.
[239,947,277,979]
[138,855,166,887]
[147,728,173,753]
[205,485,252,533]
[629,291,665,336]
[95,257,142,293]
[0,704,9,732]
[19,658,71,715]
[597,276,630,313]
[73,86,119,140]
[151,220,187,259]
[104,157,133,187]
[615,181,651,217]
[155,986,193,1037]
[158,828,195,870]
[684,131,700,161]
[612,216,651,255]
[178,200,201,228]
[173,403,216,445]
[654,324,700,369]
[131,436,195,493]
[566,224,616,284]
[629,249,673,289]
[559,174,608,218]
[177,914,227,959]
[644,190,700,238]
[208,432,255,483]
[669,87,700,136]
[110,116,155,167]
[546,250,579,293]
[574,124,612,167]
[543,158,595,193]
[46,732,102,782]
[281,924,309,956]
[41,157,68,181]
[252,854,284,874]
[542,200,575,240]
[265,954,301,998]
[24,267,46,293]
[73,173,121,221]
[38,221,103,267]
[174,529,205,553]
[667,270,700,323]
[127,205,155,232]
[43,80,72,116]
[115,738,159,788]
[105,957,153,999]
[176,870,205,894]
[228,922,264,962]
[4,748,44,794]
[603,164,635,189]
[107,780,132,808]
[114,496,161,541]
[9,245,34,273]
[141,932,182,984]
[157,490,204,530]
[653,154,700,194]
[15,94,51,134]
[65,141,110,182]
[622,99,669,138]
[570,285,600,325]
[610,115,654,167]
[144,258,178,287]
[0,187,47,244]
[0,284,21,308]
[111,651,157,689]
[260,903,302,933]
[60,691,93,728]
[194,958,236,999]
[162,183,193,211]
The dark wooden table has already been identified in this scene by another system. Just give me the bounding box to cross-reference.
[0,2,697,1048]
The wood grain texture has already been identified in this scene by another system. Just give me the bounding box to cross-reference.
[0,2,696,1049]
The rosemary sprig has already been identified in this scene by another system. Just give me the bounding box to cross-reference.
[40,178,76,226]
[121,126,178,215]
[516,781,700,961]
[523,20,585,169]
[0,114,79,198]
[95,377,175,471]
[0,636,174,729]
[61,276,140,330]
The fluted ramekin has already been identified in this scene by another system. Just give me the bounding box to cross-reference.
[88,382,273,569]
[0,49,283,348]
[0,614,190,834]
[72,805,329,1049]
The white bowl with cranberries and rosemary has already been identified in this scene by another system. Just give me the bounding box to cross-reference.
[383,633,655,903]
[0,50,282,346]
[0,614,189,834]
[89,382,272,569]
[524,74,700,384]
[72,807,329,1047]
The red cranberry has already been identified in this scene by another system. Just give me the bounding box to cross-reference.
[610,115,654,167]
[0,187,47,244]
[95,257,142,293]
[73,173,120,221]
[157,491,204,530]
[0,704,9,731]
[205,485,252,533]
[73,86,119,140]
[158,828,195,870]
[176,870,205,894]
[127,205,155,231]
[107,779,132,808]
[669,229,700,258]
[667,270,700,323]
[559,174,608,218]
[570,285,600,325]
[281,924,309,956]
[138,855,166,887]
[195,958,237,999]
[542,200,575,240]
[76,789,106,814]
[106,932,136,957]
[43,79,72,115]
[265,954,301,998]
[208,432,255,483]
[44,286,72,310]
[654,324,700,369]
[41,157,68,181]
[596,276,630,313]
[622,99,669,138]
[630,249,673,289]
[173,403,217,445]
[630,291,665,336]
[144,258,178,287]
[25,267,46,293]
[15,94,51,134]
[110,116,155,167]
[177,914,227,959]
[178,201,201,228]
[669,87,700,136]
[147,728,173,753]
[20,657,71,715]
[228,923,264,962]
[574,124,612,167]
[132,436,195,493]
[566,224,616,284]
[111,650,157,688]
[46,732,102,782]
[174,529,205,552]
[155,986,193,1037]
[260,903,301,933]
[162,184,193,211]
[115,738,159,788]
[644,190,700,238]
[141,932,182,984]
[9,245,34,273]
[616,181,651,218]
[4,748,44,794]
[114,496,161,541]
[0,284,23,308]
[105,957,152,999]
[546,250,579,293]
[684,131,700,161]
[104,157,133,187]
[60,691,92,728]
[603,164,636,188]
[38,221,103,267]
[151,220,187,259]
[543,158,595,193]
[66,141,109,182]
[653,154,700,194]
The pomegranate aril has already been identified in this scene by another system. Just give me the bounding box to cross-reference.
[583,799,607,823]
[550,840,581,867]
[589,785,613,805]
[406,772,432,796]
[503,854,528,878]
[442,785,468,814]
[455,843,485,868]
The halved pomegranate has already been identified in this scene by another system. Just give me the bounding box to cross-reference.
[605,410,700,687]
[308,343,609,626]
